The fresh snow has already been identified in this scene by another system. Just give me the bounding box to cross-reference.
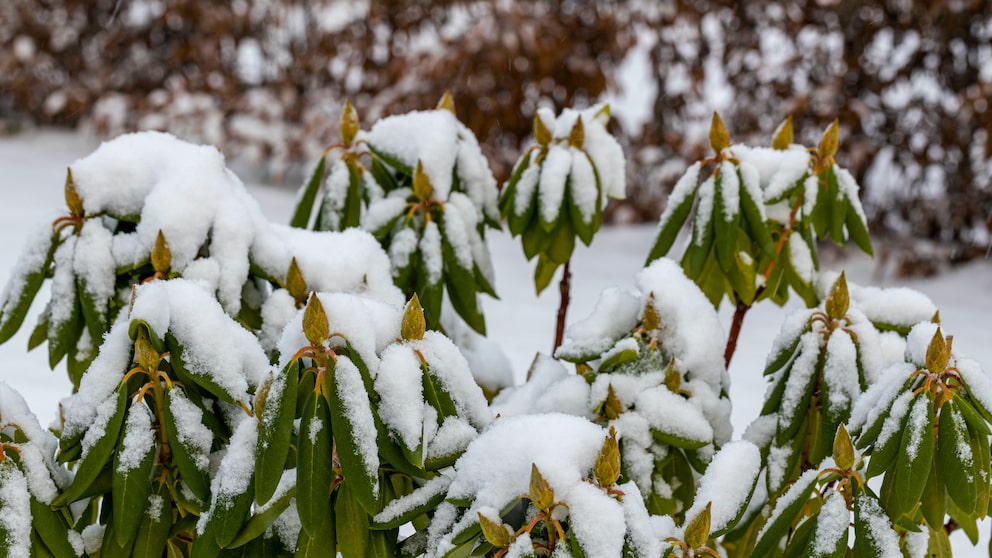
[3,131,992,555]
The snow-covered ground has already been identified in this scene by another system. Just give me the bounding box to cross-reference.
[2,130,991,554]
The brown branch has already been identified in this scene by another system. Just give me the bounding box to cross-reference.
[553,260,571,355]
[724,296,750,368]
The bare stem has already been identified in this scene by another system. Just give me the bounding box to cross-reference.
[553,260,571,355]
[724,296,749,368]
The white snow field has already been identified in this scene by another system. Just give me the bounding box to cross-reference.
[2,129,991,555]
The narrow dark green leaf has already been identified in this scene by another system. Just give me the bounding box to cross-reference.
[255,362,300,506]
[162,388,211,503]
[938,400,978,515]
[29,497,78,558]
[55,384,128,506]
[113,402,157,546]
[751,471,818,556]
[844,198,873,256]
[226,486,295,548]
[646,180,698,265]
[335,482,371,558]
[895,393,935,516]
[328,357,379,515]
[290,156,326,229]
[297,390,334,537]
[441,230,485,334]
[131,483,173,558]
[295,497,336,558]
[0,228,58,344]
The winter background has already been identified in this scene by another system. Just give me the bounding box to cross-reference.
[2,0,992,555]
[3,128,992,554]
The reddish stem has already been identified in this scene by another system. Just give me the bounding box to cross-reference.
[724,296,749,368]
[553,260,571,355]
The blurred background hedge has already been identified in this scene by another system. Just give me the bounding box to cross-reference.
[2,0,990,273]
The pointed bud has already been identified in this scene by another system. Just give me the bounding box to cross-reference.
[254,374,274,419]
[642,293,661,330]
[568,116,585,149]
[603,384,623,420]
[824,271,849,321]
[926,327,949,374]
[818,119,839,161]
[151,230,171,275]
[286,258,307,302]
[594,426,621,487]
[932,310,941,324]
[65,168,84,217]
[684,502,712,550]
[340,99,359,147]
[437,90,456,114]
[771,115,794,150]
[303,293,330,346]
[413,160,434,201]
[833,423,855,471]
[593,103,612,126]
[134,326,159,372]
[663,360,682,393]
[534,113,552,148]
[478,512,510,548]
[401,294,427,341]
[709,112,730,153]
[529,464,555,511]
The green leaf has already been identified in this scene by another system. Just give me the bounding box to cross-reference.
[47,294,82,370]
[55,384,128,506]
[0,227,58,344]
[202,475,255,549]
[226,485,295,548]
[751,470,818,556]
[371,481,448,530]
[295,499,336,558]
[844,197,873,256]
[442,232,485,335]
[130,483,173,558]
[77,275,108,346]
[167,334,242,405]
[952,392,992,436]
[686,208,716,280]
[101,520,137,558]
[938,399,978,515]
[29,496,79,558]
[290,156,327,229]
[335,482,371,558]
[162,388,211,503]
[646,184,697,265]
[713,172,741,275]
[782,514,817,558]
[113,402,157,546]
[853,484,901,557]
[865,395,910,479]
[328,357,380,515]
[920,455,946,529]
[895,393,935,517]
[739,182,775,258]
[598,346,640,373]
[297,390,334,537]
[255,362,300,506]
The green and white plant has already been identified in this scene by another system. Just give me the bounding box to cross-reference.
[0,96,989,558]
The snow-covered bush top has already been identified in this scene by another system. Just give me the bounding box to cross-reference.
[500,103,627,292]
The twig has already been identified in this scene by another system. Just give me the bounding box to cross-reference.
[553,260,571,355]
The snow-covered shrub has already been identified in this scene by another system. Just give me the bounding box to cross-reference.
[545,258,731,520]
[500,103,626,293]
[290,95,501,335]
[0,131,402,385]
[2,100,992,558]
